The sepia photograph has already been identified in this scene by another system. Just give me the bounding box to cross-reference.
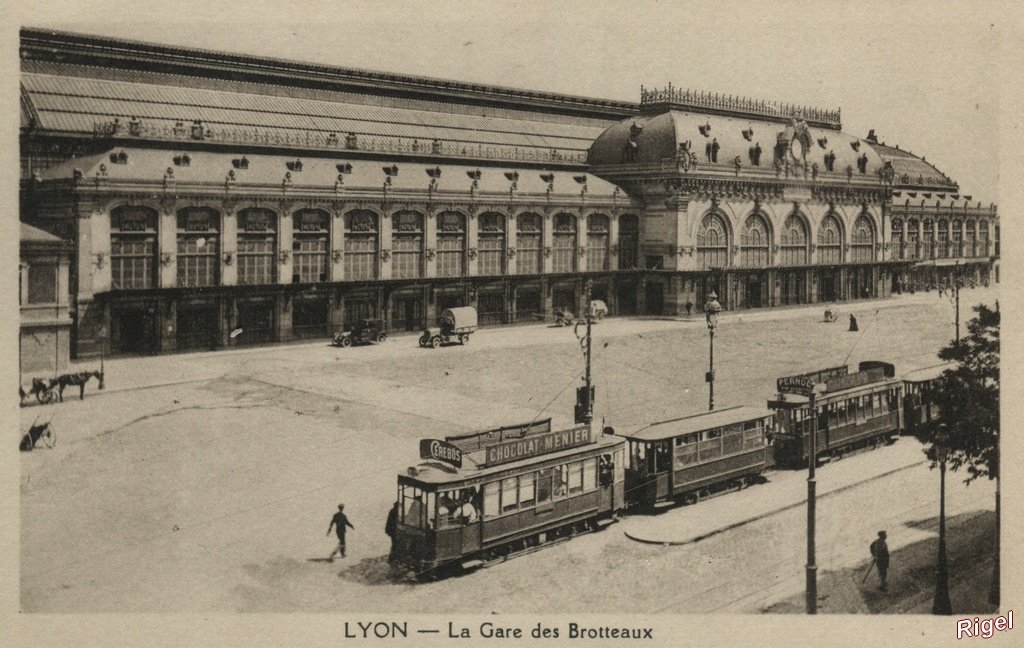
[6,1,1019,645]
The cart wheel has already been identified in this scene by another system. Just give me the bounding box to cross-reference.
[418,335,428,347]
[340,337,352,348]
[42,428,56,449]
[431,336,442,349]
[38,389,56,405]
[459,334,468,345]
[376,333,387,343]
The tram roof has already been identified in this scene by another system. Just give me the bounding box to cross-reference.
[902,363,956,383]
[619,406,774,442]
[401,432,624,486]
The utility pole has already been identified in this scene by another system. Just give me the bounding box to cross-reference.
[954,262,961,343]
[806,389,818,614]
[575,279,594,425]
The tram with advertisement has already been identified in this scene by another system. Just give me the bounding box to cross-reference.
[619,406,775,508]
[768,361,904,467]
[901,363,956,437]
[392,418,625,577]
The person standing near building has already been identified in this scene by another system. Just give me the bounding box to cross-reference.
[327,504,355,560]
[870,531,890,591]
[385,502,399,561]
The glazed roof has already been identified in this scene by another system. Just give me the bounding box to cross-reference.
[588,110,884,178]
[36,147,626,199]
[21,69,608,166]
[870,142,956,189]
[20,222,62,242]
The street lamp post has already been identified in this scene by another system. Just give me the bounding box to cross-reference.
[933,426,952,614]
[98,326,107,390]
[704,290,721,411]
[806,388,818,614]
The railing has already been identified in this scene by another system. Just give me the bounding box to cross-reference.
[639,84,841,127]
[92,120,588,165]
[893,240,993,261]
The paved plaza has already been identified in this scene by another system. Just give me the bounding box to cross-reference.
[19,288,999,612]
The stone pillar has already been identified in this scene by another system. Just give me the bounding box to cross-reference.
[221,211,238,286]
[424,211,437,278]
[331,211,345,281]
[542,213,553,274]
[90,210,111,294]
[159,209,177,288]
[577,213,588,273]
[76,213,95,303]
[466,212,479,276]
[609,214,620,271]
[379,211,393,280]
[542,278,553,320]
[278,294,292,343]
[278,214,293,285]
[507,213,518,275]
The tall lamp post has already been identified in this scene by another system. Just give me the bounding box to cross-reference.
[704,290,721,411]
[97,326,107,390]
[933,425,952,614]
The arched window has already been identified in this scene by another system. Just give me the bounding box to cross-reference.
[965,219,977,257]
[922,219,935,258]
[817,213,843,264]
[937,218,949,258]
[344,210,378,280]
[237,208,277,285]
[740,213,770,267]
[110,205,158,289]
[697,213,730,269]
[779,213,809,266]
[516,213,543,274]
[293,209,329,283]
[890,217,905,259]
[436,212,466,277]
[552,213,578,273]
[587,214,610,271]
[979,220,990,256]
[906,218,920,259]
[850,213,875,262]
[618,214,639,269]
[951,219,963,257]
[392,211,424,279]
[477,212,506,275]
[177,207,220,287]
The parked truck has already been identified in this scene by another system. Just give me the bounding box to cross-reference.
[419,307,478,348]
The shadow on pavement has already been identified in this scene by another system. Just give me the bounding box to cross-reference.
[763,509,997,614]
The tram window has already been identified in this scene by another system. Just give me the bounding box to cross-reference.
[613,449,624,482]
[425,492,437,529]
[873,393,882,415]
[536,469,553,504]
[568,461,584,494]
[437,491,460,528]
[483,482,500,519]
[707,428,722,439]
[502,477,519,513]
[836,402,847,425]
[520,474,536,508]
[723,428,743,455]
[655,443,673,473]
[583,458,597,491]
[553,465,568,499]
[403,488,426,529]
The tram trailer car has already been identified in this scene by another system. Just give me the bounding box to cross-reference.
[394,418,625,576]
[901,363,955,438]
[619,406,775,509]
[769,361,904,468]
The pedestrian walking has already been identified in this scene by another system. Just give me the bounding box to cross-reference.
[848,314,859,332]
[385,502,399,561]
[870,530,890,591]
[327,503,355,561]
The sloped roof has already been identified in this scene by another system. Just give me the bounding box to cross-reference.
[870,142,956,189]
[21,222,62,242]
[588,110,884,178]
[620,406,774,442]
[36,147,627,199]
[21,70,607,164]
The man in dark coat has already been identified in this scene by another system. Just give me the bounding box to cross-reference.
[870,530,890,591]
[385,502,399,561]
[849,314,859,332]
[327,504,355,560]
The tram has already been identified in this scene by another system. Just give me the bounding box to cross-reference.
[393,418,625,576]
[768,361,904,467]
[619,406,775,508]
[901,363,955,437]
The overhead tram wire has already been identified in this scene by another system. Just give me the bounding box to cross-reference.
[841,308,881,367]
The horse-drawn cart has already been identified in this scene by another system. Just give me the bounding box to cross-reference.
[419,307,478,348]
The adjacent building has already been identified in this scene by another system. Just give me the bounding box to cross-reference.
[19,28,998,358]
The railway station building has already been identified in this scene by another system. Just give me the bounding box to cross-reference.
[18,28,999,358]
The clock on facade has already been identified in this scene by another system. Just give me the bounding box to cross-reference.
[790,138,805,161]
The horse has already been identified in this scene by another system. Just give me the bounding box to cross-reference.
[20,418,55,451]
[56,370,103,401]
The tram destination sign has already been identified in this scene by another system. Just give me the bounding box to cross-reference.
[419,439,463,468]
[777,375,816,396]
[484,425,593,467]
